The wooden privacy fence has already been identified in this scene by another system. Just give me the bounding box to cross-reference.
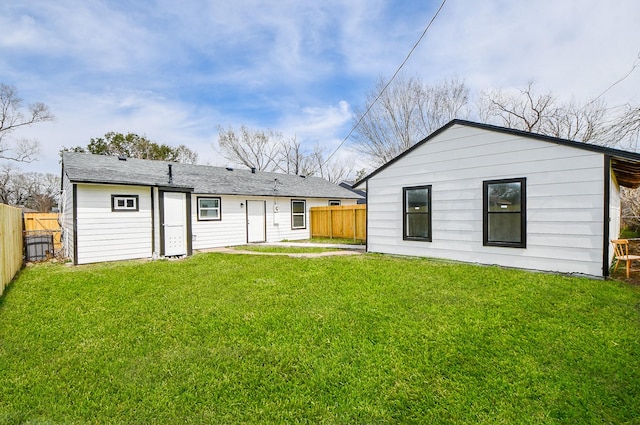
[310,205,366,241]
[24,212,62,252]
[1,204,23,296]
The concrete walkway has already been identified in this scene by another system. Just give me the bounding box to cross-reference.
[258,241,366,250]
[198,242,365,258]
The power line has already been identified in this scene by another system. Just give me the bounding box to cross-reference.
[588,51,640,106]
[321,0,449,168]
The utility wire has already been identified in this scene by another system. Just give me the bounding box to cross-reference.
[588,51,640,106]
[321,0,449,169]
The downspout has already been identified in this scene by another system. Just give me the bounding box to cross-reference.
[150,187,155,258]
[186,192,193,256]
[159,191,165,256]
[72,184,78,266]
[603,155,611,278]
[365,180,369,253]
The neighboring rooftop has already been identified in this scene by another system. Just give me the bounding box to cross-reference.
[339,182,367,204]
[62,152,363,199]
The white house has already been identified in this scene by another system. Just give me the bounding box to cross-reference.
[354,120,640,278]
[60,152,362,265]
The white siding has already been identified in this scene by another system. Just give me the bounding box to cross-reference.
[59,173,75,262]
[367,124,608,276]
[75,184,152,264]
[191,195,357,250]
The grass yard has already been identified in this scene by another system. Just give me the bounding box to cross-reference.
[1,253,639,424]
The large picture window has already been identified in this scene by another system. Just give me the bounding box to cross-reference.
[197,197,221,221]
[291,200,306,229]
[483,178,526,248]
[403,185,432,241]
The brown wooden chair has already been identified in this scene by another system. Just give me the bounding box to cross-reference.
[611,239,640,278]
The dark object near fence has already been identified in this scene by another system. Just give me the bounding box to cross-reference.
[25,234,54,262]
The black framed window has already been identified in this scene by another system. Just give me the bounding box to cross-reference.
[329,200,341,206]
[197,197,221,221]
[483,178,526,248]
[291,200,306,229]
[403,185,432,241]
[111,195,139,212]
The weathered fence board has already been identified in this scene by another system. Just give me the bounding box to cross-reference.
[24,212,61,251]
[310,205,366,241]
[1,204,23,296]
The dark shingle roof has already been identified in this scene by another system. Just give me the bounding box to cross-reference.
[62,152,362,199]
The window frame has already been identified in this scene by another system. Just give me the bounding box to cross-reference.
[111,195,139,212]
[483,177,527,248]
[197,196,222,221]
[403,185,432,242]
[291,199,307,230]
[328,200,341,206]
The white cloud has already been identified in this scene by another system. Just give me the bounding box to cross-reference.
[2,0,640,177]
[12,88,229,174]
[280,100,352,142]
[408,0,640,105]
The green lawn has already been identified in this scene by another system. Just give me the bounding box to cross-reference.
[1,253,639,424]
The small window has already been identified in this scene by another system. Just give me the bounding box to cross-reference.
[483,178,526,248]
[111,195,139,212]
[291,200,306,229]
[403,185,432,241]
[328,200,341,206]
[197,197,221,221]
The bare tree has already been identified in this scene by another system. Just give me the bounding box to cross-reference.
[0,165,59,211]
[604,105,640,151]
[278,136,315,176]
[26,172,60,212]
[0,163,15,204]
[480,82,609,145]
[351,75,470,166]
[305,143,354,184]
[216,125,281,171]
[621,186,640,233]
[174,144,199,164]
[0,83,54,162]
[481,82,555,133]
[215,125,354,182]
[545,99,608,143]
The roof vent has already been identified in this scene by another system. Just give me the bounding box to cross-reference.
[300,175,306,178]
[226,167,234,171]
[251,167,256,174]
[118,155,127,161]
[168,164,173,185]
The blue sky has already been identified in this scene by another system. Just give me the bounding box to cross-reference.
[1,0,639,175]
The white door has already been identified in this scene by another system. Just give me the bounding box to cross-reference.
[247,200,266,243]
[163,192,187,256]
